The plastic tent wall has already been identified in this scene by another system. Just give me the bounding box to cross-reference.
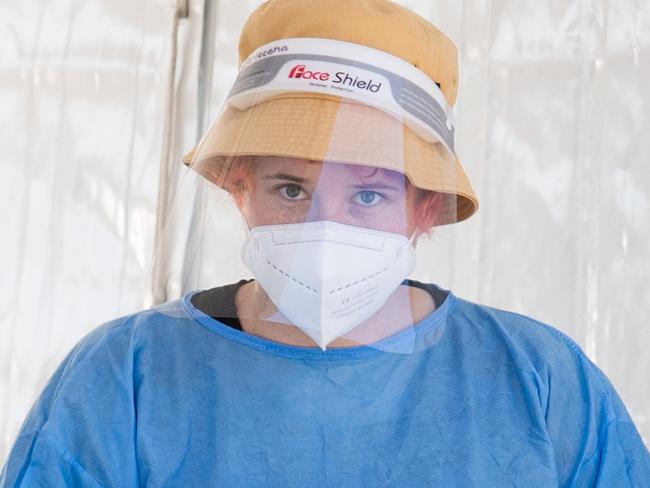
[1,0,648,461]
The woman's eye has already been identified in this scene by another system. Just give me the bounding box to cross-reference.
[353,190,383,206]
[279,184,306,200]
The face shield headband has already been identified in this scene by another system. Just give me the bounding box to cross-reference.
[224,37,457,158]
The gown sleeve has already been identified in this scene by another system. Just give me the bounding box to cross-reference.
[539,328,650,487]
[0,319,139,488]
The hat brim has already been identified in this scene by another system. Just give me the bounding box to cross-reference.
[183,94,478,225]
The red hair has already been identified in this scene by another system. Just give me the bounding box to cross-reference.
[413,189,444,237]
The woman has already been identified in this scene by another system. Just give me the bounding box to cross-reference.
[2,0,649,486]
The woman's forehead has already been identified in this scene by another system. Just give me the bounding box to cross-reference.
[253,156,407,185]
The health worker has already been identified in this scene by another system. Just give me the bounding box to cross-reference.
[2,0,649,486]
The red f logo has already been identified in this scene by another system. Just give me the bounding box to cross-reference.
[288,65,306,78]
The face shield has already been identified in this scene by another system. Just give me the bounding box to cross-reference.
[153,38,477,352]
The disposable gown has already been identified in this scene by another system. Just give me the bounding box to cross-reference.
[2,282,649,487]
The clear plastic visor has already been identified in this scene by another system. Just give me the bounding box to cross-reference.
[152,42,469,353]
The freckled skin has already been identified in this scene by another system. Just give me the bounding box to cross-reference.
[240,156,423,239]
[234,156,436,348]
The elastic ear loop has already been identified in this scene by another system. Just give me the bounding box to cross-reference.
[409,232,418,246]
[242,218,261,255]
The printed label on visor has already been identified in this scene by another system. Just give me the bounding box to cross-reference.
[228,38,456,156]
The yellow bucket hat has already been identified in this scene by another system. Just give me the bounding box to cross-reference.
[183,0,479,224]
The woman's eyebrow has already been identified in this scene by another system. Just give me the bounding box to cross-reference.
[262,173,307,183]
[349,183,404,191]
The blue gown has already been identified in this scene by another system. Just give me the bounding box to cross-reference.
[2,284,649,487]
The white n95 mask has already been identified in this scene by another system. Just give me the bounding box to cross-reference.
[241,220,415,350]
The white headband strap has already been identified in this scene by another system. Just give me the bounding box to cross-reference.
[227,38,456,156]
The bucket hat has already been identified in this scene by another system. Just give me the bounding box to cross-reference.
[183,0,479,224]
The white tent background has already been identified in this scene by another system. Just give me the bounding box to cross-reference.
[1,0,648,460]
